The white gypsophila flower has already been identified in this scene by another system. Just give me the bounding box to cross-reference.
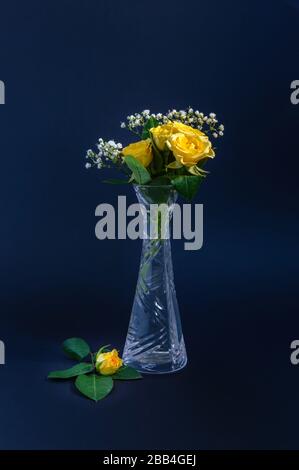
[119,107,224,140]
[120,122,126,128]
[85,162,91,169]
[219,131,224,136]
[97,139,123,161]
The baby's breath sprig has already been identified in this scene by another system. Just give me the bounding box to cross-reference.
[120,109,156,136]
[85,138,123,170]
[120,107,224,140]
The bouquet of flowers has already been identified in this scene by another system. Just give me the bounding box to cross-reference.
[85,107,224,200]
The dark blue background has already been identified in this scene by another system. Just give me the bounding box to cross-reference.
[0,0,298,450]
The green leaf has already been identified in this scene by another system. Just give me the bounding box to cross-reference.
[62,338,91,361]
[113,366,142,380]
[48,362,94,379]
[149,176,172,186]
[102,179,130,184]
[123,155,151,185]
[171,175,203,201]
[75,374,113,402]
[142,116,159,139]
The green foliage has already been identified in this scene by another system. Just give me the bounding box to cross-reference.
[149,137,164,175]
[96,344,111,356]
[62,338,91,361]
[48,339,143,403]
[123,155,151,184]
[48,362,94,379]
[149,176,171,186]
[171,175,203,200]
[75,374,114,402]
[113,366,142,380]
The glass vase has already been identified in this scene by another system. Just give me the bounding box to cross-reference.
[123,185,187,374]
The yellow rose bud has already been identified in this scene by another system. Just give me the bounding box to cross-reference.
[96,349,123,376]
[150,121,206,151]
[122,138,153,167]
[166,132,215,167]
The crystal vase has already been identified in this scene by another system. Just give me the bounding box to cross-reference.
[123,185,187,374]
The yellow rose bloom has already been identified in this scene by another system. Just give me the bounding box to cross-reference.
[170,121,205,138]
[122,138,153,167]
[166,132,215,167]
[150,121,205,150]
[150,123,175,150]
[96,349,123,376]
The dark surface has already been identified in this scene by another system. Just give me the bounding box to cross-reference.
[0,0,299,450]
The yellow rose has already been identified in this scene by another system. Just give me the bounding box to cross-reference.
[96,349,123,376]
[170,121,205,138]
[122,138,153,167]
[150,121,205,150]
[150,123,175,150]
[166,132,215,167]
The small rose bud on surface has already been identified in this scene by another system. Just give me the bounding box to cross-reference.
[96,349,123,376]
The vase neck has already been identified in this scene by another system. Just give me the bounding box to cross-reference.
[134,185,177,207]
[134,186,177,240]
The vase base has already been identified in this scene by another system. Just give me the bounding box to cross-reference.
[123,349,187,375]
